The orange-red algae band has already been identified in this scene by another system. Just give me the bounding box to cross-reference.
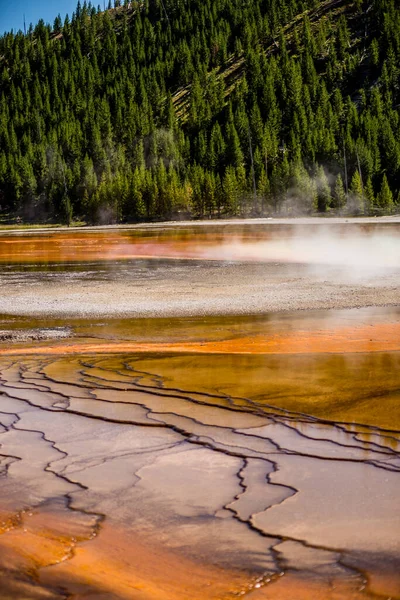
[1,323,400,356]
[0,232,246,263]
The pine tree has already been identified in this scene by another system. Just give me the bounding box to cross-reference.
[204,171,216,218]
[209,122,226,172]
[315,165,332,212]
[289,160,317,214]
[226,122,244,168]
[60,194,73,225]
[377,174,394,212]
[364,177,375,213]
[350,171,364,215]
[333,174,347,210]
[222,167,239,215]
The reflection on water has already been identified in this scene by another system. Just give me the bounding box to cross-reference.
[1,221,400,269]
[0,224,399,599]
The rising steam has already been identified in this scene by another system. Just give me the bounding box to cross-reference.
[199,226,400,280]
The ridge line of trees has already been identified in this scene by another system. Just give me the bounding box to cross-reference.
[0,0,399,224]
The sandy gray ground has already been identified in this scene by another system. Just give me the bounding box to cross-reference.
[0,260,399,318]
[0,327,71,342]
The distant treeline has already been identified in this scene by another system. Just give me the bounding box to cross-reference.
[0,0,399,224]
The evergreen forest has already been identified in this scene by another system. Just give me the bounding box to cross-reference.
[0,0,399,224]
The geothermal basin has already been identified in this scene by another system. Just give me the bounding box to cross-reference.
[0,217,399,600]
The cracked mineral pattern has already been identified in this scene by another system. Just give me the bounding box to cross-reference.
[0,223,399,600]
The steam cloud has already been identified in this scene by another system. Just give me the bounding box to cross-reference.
[199,226,400,281]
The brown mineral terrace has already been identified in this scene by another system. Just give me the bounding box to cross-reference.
[0,220,399,600]
[0,351,399,599]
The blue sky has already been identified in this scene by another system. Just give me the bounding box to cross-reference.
[0,0,82,35]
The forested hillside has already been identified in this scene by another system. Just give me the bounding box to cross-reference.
[0,0,399,224]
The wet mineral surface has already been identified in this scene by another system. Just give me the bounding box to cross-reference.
[0,220,399,599]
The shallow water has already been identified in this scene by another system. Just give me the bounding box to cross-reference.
[1,221,400,266]
[0,222,399,599]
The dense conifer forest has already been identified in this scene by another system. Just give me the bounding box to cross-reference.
[0,0,399,224]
